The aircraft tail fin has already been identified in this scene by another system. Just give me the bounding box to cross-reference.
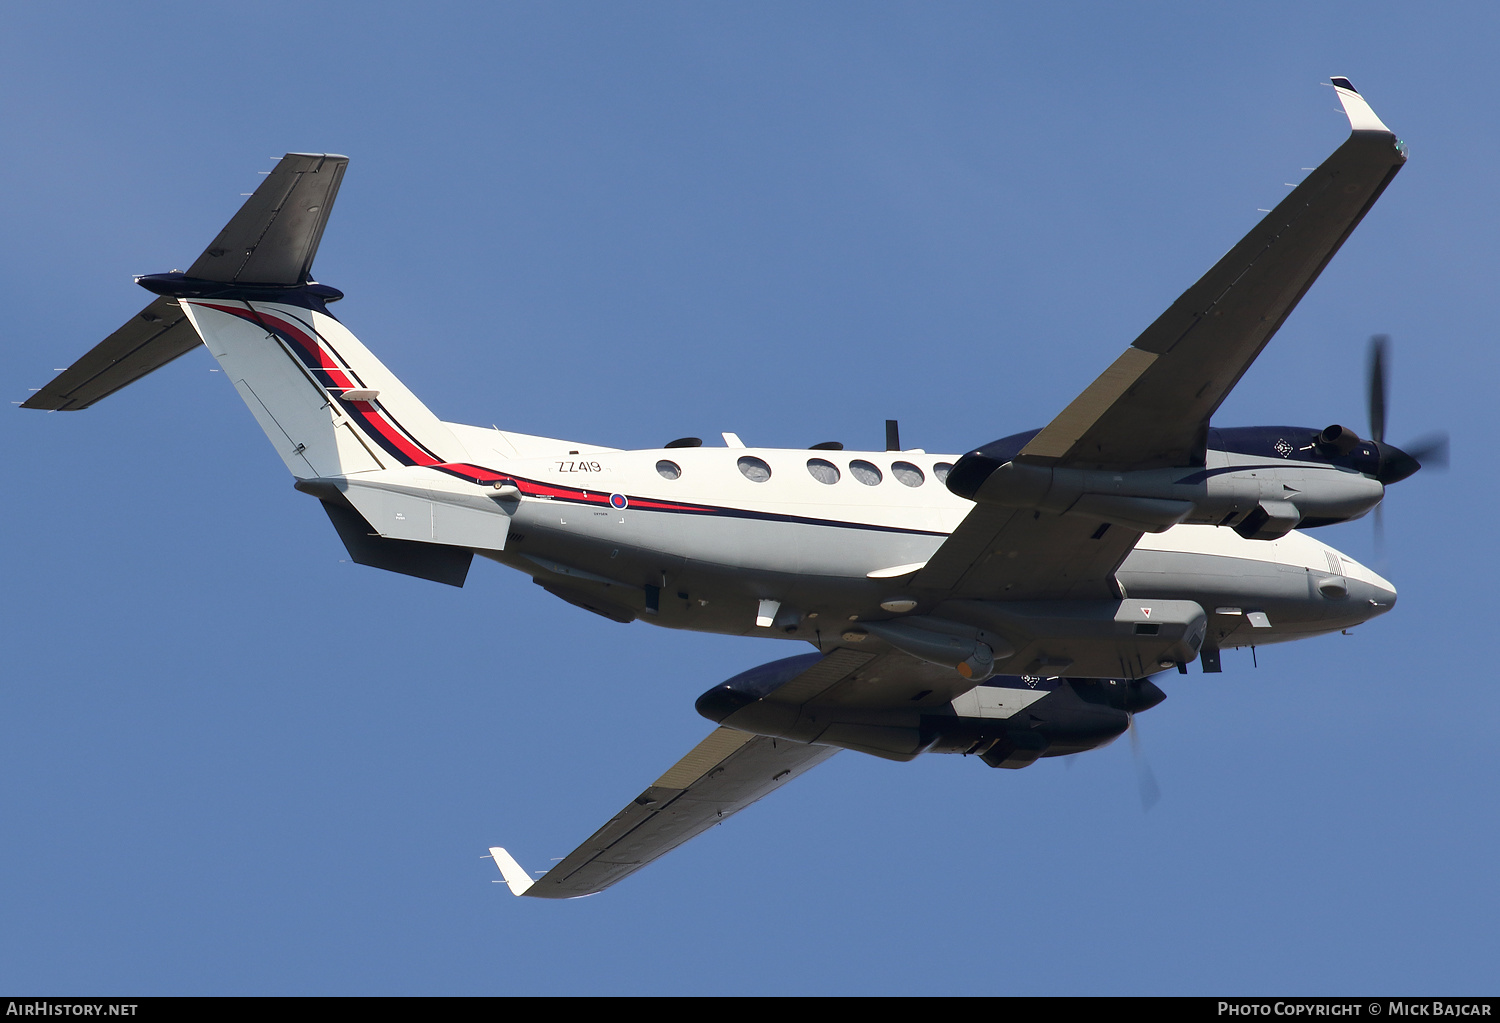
[27,153,470,480]
[23,154,348,412]
[176,295,465,478]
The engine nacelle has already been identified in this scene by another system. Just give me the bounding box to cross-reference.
[922,677,1166,768]
[948,456,1382,540]
[696,652,1170,769]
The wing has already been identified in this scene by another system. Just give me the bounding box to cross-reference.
[495,727,839,899]
[1021,79,1405,471]
[912,79,1405,601]
[491,648,972,898]
[912,503,1142,601]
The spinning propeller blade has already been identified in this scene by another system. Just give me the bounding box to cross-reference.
[1362,335,1447,553]
[1367,334,1388,444]
[1129,713,1161,813]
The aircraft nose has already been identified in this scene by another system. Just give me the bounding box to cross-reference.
[1351,567,1398,617]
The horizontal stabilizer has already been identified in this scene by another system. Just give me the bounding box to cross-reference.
[22,296,200,411]
[186,153,347,285]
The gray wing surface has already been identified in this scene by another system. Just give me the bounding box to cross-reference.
[516,727,839,899]
[22,295,199,411]
[497,648,970,898]
[1019,122,1406,471]
[912,503,1142,601]
[914,84,1405,600]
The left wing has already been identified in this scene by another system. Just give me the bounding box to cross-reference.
[491,727,837,899]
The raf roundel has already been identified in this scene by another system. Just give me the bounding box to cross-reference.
[610,493,629,510]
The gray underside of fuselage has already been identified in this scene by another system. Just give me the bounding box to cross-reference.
[1115,548,1385,648]
[494,502,1376,648]
[494,500,948,637]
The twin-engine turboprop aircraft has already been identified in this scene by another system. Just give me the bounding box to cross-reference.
[25,79,1422,898]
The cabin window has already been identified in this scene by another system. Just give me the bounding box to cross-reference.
[737,456,772,482]
[933,462,954,483]
[656,460,681,480]
[891,461,924,487]
[806,458,840,484]
[849,460,882,486]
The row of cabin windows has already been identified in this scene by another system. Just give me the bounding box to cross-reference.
[654,457,954,487]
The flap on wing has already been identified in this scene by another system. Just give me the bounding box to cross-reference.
[186,153,348,285]
[22,295,200,411]
[513,727,838,899]
[913,502,1142,601]
[1020,94,1405,470]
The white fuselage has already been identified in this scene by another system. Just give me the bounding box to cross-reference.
[445,424,1397,649]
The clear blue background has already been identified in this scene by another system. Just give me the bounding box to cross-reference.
[2,2,1492,996]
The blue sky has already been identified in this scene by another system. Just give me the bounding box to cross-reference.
[2,2,1494,996]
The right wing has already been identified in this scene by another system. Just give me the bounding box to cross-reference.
[493,727,839,899]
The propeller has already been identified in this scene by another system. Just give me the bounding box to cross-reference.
[1364,335,1448,553]
[1128,713,1161,813]
[1368,334,1388,444]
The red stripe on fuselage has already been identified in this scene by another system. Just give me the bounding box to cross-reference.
[432,462,753,514]
[194,301,443,467]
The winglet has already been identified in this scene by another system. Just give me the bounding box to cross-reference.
[488,847,536,896]
[1331,77,1392,134]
